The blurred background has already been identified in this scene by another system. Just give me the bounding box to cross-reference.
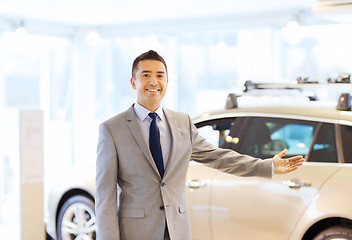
[1,0,352,238]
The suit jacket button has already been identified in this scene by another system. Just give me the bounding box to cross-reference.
[160,182,165,187]
[160,206,165,210]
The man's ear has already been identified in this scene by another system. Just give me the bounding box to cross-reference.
[130,77,136,90]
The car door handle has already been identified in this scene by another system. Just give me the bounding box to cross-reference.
[283,179,311,189]
[186,180,206,189]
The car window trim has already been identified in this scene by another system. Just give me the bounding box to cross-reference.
[306,122,322,162]
[338,119,352,127]
[194,117,235,129]
[335,124,345,163]
[193,112,340,125]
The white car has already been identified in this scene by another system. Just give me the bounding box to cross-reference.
[45,92,352,240]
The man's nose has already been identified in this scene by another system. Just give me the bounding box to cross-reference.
[149,76,158,85]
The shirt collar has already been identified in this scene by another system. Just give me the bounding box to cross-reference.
[134,102,164,122]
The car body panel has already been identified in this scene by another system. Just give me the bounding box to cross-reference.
[289,165,352,240]
[185,163,341,240]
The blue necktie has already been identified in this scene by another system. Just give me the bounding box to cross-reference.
[148,112,164,178]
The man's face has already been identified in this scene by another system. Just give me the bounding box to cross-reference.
[130,60,168,111]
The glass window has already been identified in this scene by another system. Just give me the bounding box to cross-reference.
[0,32,73,237]
[282,24,352,86]
[197,125,221,148]
[196,118,236,148]
[92,23,352,121]
[96,29,275,120]
[239,117,317,159]
[218,117,247,152]
[339,125,352,163]
[309,123,337,163]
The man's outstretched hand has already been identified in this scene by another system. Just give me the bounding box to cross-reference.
[273,149,305,175]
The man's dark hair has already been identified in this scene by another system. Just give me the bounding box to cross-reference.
[132,50,168,78]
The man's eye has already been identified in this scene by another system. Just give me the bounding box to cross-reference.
[157,75,164,78]
[142,74,149,77]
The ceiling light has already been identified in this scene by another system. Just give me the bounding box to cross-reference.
[86,31,100,45]
[15,21,27,35]
[15,26,27,35]
[286,20,300,29]
[282,12,303,45]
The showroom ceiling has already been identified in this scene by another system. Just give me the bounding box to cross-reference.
[0,0,315,26]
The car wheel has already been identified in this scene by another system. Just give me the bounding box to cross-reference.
[57,195,96,240]
[46,230,54,240]
[313,226,352,240]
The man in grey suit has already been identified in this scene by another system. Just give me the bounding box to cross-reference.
[95,50,304,240]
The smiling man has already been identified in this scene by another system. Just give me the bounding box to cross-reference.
[95,50,304,240]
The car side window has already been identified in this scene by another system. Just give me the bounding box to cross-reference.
[340,124,352,163]
[309,123,337,163]
[196,118,235,148]
[197,125,221,148]
[239,117,317,159]
[218,117,247,152]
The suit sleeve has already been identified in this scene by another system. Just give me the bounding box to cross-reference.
[189,116,273,178]
[96,123,120,240]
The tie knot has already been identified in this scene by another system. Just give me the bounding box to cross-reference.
[148,112,158,121]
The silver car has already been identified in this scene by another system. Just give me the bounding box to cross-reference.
[45,92,352,240]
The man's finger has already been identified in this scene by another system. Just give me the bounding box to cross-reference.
[277,149,288,158]
[290,161,304,168]
[287,166,299,173]
[286,156,304,165]
[287,155,304,161]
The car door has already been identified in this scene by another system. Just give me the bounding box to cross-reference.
[208,117,340,240]
[186,162,218,240]
[186,118,235,240]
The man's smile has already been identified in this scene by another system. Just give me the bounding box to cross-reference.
[146,88,161,92]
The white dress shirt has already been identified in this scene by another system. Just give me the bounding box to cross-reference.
[133,102,172,168]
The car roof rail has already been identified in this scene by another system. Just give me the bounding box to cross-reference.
[225,93,240,109]
[336,93,351,111]
[328,73,351,84]
[242,80,301,92]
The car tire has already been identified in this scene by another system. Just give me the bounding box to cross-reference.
[313,226,352,240]
[57,195,96,240]
[46,230,54,240]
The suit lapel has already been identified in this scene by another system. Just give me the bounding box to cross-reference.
[126,106,161,177]
[163,109,178,177]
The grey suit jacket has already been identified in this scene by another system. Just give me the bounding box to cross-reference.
[95,105,272,240]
